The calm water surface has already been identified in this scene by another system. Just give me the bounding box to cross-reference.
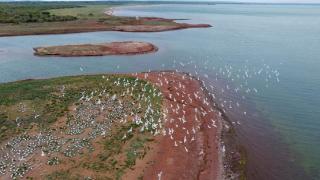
[0,4,320,180]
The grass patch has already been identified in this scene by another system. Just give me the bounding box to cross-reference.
[49,5,111,20]
[0,3,79,23]
[0,74,162,179]
[82,121,156,179]
[0,74,162,144]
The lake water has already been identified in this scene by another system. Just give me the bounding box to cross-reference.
[0,3,320,180]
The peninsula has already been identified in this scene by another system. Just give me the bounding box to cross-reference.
[0,72,229,179]
[0,3,212,37]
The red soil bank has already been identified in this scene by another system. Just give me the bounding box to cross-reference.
[132,71,223,180]
[33,41,158,57]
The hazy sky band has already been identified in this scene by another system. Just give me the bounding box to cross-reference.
[0,0,320,4]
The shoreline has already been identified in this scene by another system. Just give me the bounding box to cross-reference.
[132,71,247,180]
[131,71,224,179]
[0,22,211,38]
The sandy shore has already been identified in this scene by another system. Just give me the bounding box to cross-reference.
[130,71,224,180]
[33,41,158,57]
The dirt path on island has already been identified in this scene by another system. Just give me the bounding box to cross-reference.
[132,71,223,180]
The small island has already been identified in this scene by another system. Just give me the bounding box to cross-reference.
[34,41,158,57]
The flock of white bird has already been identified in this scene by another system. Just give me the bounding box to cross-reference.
[0,77,163,179]
[169,56,281,118]
[0,52,282,179]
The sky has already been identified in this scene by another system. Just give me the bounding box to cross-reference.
[208,0,320,3]
[0,0,319,3]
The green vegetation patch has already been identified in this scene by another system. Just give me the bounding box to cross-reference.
[48,5,111,20]
[82,122,155,179]
[0,74,162,144]
[0,3,79,23]
[0,74,163,179]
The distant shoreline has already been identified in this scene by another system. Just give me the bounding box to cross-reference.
[0,4,211,37]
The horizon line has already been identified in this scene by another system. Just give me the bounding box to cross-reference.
[0,0,320,5]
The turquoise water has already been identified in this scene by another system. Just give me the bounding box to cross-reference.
[1,4,320,179]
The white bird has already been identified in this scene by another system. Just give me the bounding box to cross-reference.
[184,146,189,152]
[157,171,163,180]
